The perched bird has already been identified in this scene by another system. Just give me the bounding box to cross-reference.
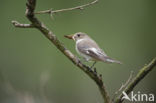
[64,32,121,68]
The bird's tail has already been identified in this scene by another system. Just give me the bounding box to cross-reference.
[104,56,122,64]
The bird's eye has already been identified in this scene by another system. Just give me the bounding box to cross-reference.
[77,34,80,37]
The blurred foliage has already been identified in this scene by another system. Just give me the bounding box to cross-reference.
[0,0,156,103]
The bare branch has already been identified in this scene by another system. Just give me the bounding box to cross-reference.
[35,0,98,14]
[12,20,34,28]
[118,71,133,93]
[115,57,156,103]
[112,71,133,101]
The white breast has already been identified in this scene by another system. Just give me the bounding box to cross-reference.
[76,39,85,44]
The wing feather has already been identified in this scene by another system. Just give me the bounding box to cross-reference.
[76,38,107,61]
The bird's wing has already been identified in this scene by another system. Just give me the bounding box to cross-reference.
[76,39,108,60]
[79,47,106,61]
[86,48,121,63]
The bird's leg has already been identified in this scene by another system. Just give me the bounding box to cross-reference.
[90,61,96,69]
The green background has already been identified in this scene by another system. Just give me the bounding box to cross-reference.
[0,0,156,103]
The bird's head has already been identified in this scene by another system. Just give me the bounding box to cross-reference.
[64,32,89,41]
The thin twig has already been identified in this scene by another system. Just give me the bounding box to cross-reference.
[12,20,34,28]
[112,71,133,101]
[118,71,133,92]
[35,0,98,14]
[115,58,156,103]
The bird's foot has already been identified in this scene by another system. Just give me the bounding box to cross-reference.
[93,67,97,75]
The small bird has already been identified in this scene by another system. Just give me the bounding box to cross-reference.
[64,32,121,68]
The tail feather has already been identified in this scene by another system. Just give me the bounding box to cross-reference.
[104,56,122,64]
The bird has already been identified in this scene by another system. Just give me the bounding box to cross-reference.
[64,32,121,68]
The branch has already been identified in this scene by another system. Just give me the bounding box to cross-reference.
[12,0,111,103]
[115,57,156,103]
[117,71,133,92]
[12,20,34,28]
[35,0,98,14]
[112,71,133,101]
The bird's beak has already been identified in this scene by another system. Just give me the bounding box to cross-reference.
[64,34,74,40]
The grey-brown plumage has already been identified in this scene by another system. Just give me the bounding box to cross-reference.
[65,32,121,64]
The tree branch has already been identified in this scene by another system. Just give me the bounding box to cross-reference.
[12,0,111,103]
[115,57,156,103]
[35,0,98,14]
[117,71,133,92]
[112,71,133,101]
[12,20,34,28]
